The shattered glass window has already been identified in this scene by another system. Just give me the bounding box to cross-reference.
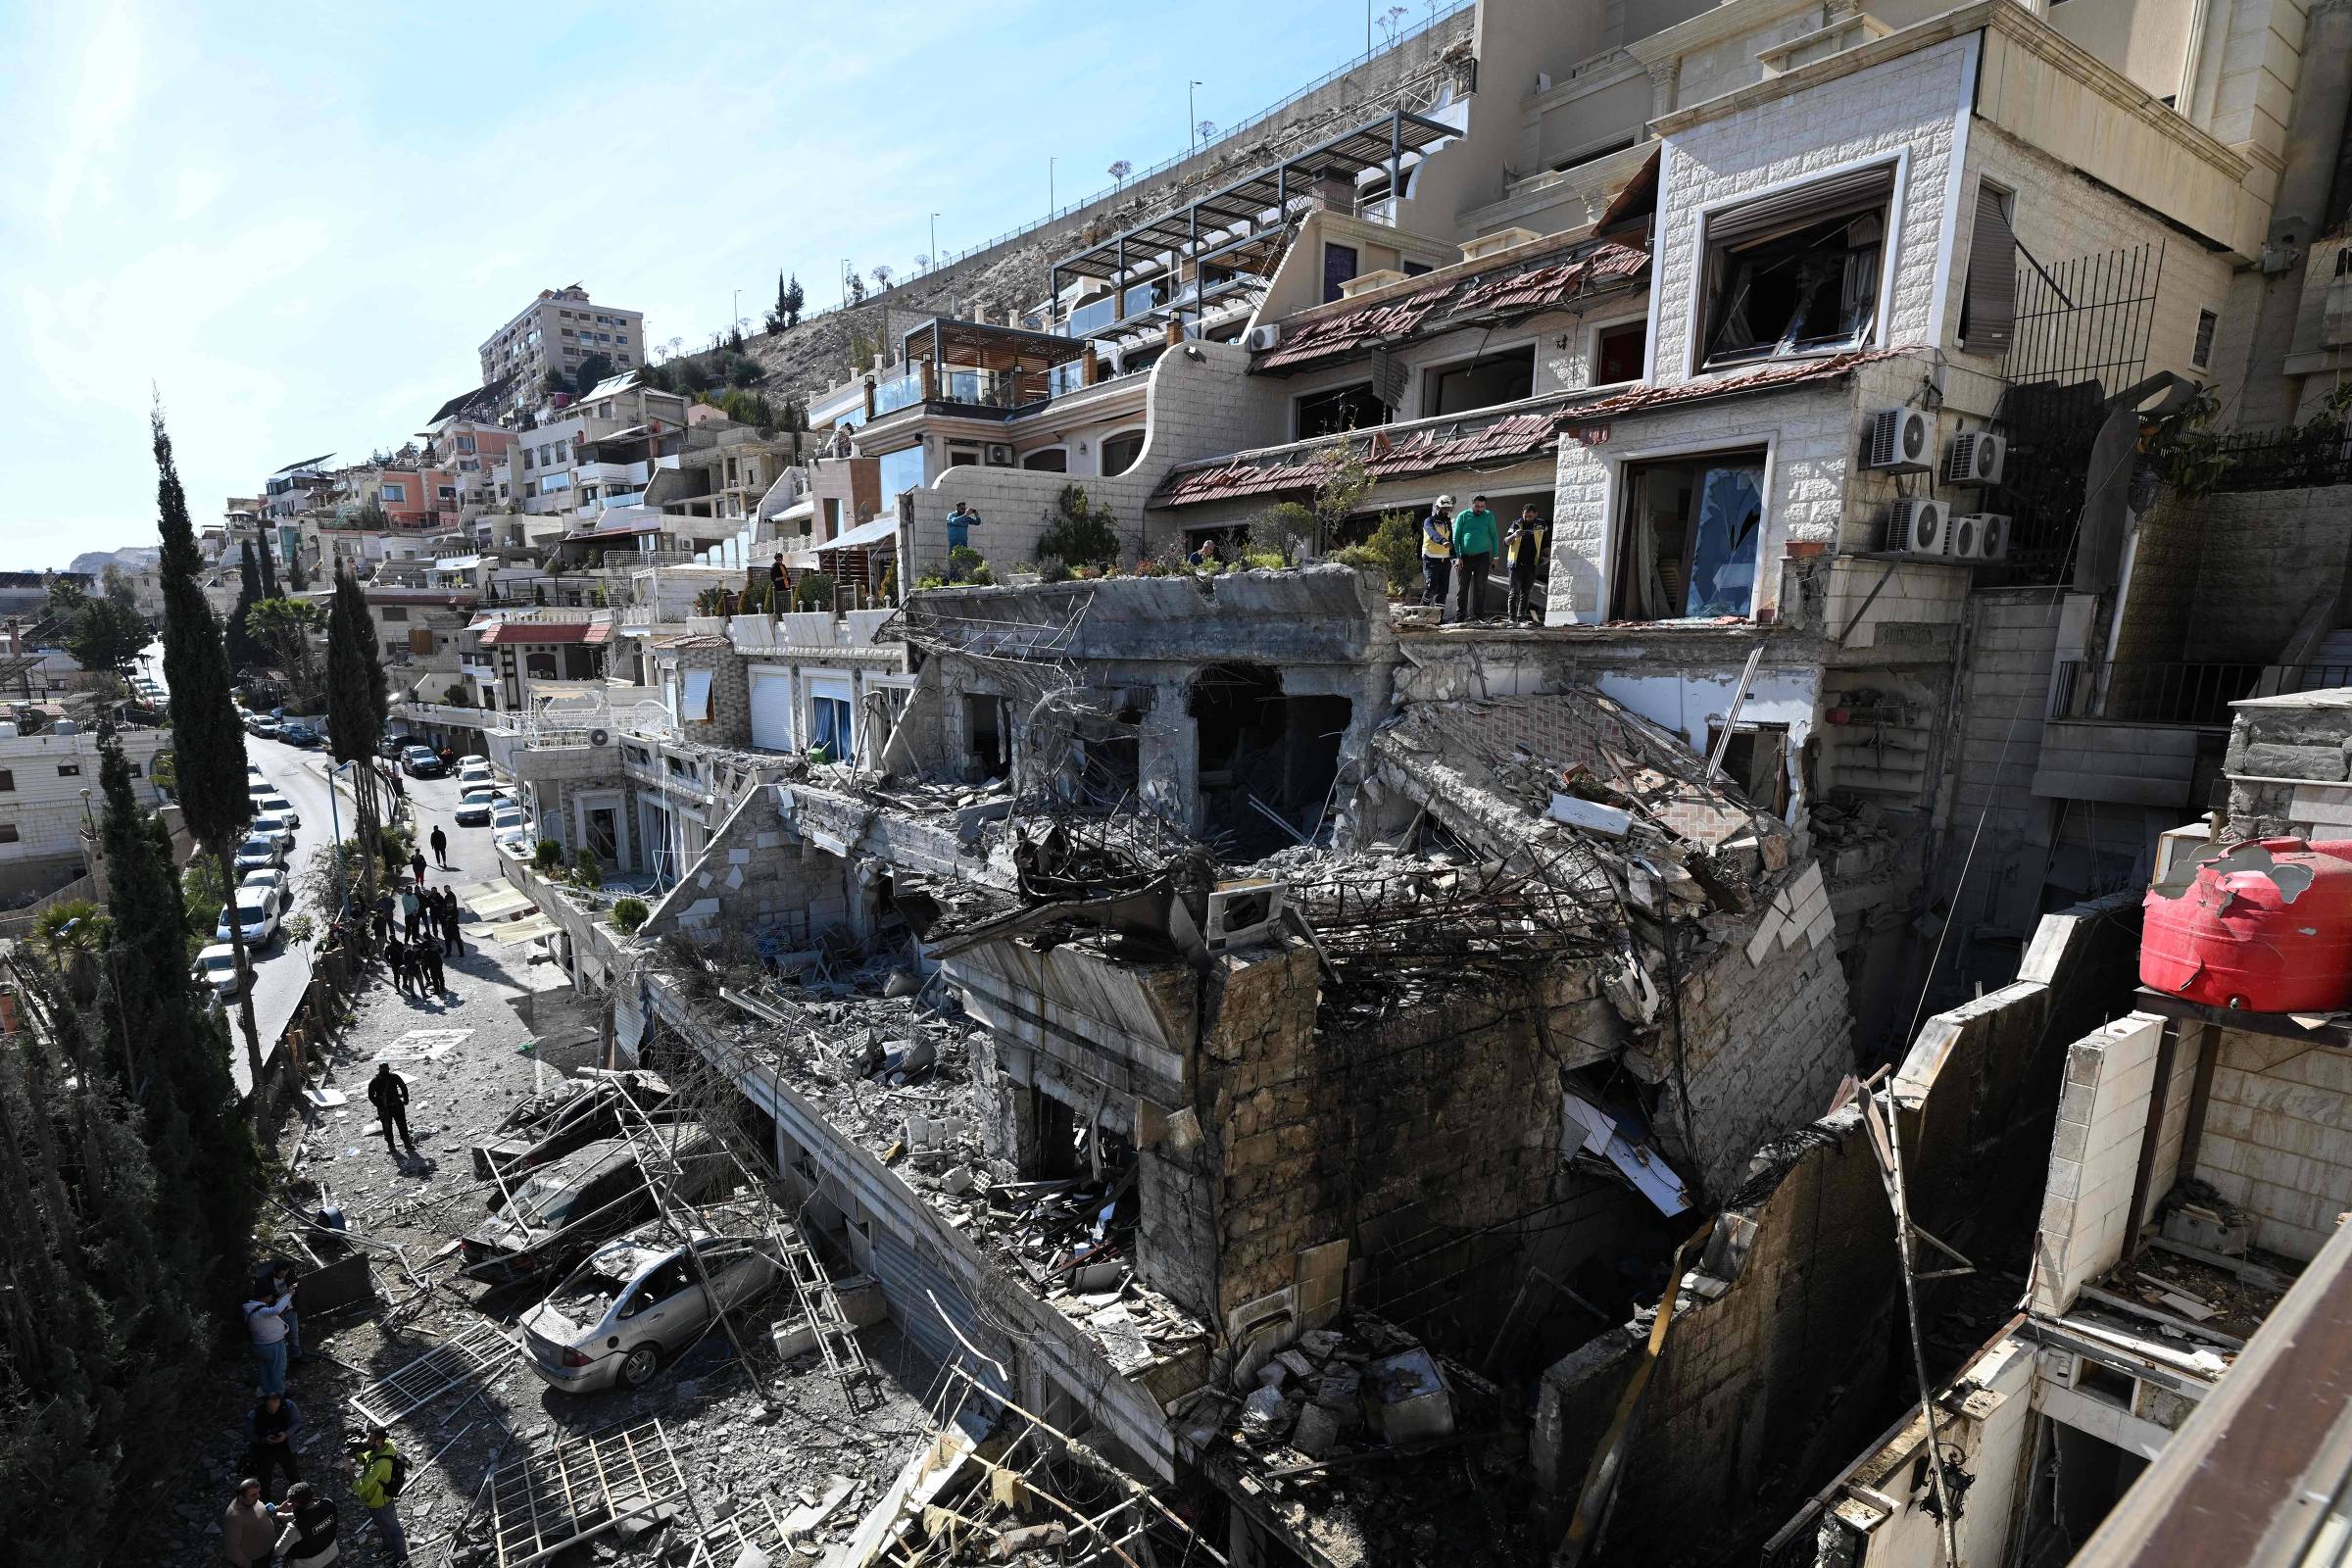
[1684,462,1766,617]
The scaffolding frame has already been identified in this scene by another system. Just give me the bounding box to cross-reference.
[486,1420,702,1568]
[611,1014,878,1411]
[348,1321,521,1429]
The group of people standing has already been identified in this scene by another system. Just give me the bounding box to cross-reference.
[231,1264,410,1565]
[1418,492,1548,623]
[371,875,463,1000]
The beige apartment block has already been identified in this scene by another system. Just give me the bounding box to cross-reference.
[477,284,647,416]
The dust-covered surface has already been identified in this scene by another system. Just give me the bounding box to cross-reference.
[158,927,940,1566]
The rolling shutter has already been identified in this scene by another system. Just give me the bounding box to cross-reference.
[1705,164,1895,249]
[1960,184,2017,353]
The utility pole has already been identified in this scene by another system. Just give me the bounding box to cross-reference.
[929,214,939,274]
[732,288,741,337]
[1050,156,1056,212]
[1190,81,1202,153]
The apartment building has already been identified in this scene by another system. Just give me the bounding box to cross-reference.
[0,720,168,901]
[476,284,647,420]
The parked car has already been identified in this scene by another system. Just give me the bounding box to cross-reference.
[244,714,281,739]
[279,719,321,747]
[240,867,289,899]
[378,734,415,760]
[254,792,300,828]
[251,809,298,850]
[458,1125,730,1286]
[456,761,494,788]
[194,943,244,996]
[401,745,446,778]
[454,785,500,827]
[521,1231,782,1393]
[470,1072,674,1185]
[234,834,285,873]
[489,804,527,842]
[216,886,282,947]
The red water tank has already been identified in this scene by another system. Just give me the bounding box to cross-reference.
[2141,837,2352,1012]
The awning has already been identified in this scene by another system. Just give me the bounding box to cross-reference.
[491,914,564,946]
[466,886,535,920]
[811,515,899,553]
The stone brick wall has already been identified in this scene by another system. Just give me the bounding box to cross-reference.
[641,791,855,945]
[2196,1024,2352,1260]
[1531,889,2141,1561]
[1545,379,1861,623]
[2180,485,2352,664]
[660,641,752,747]
[2029,1011,2166,1315]
[1936,588,2063,952]
[2224,692,2352,835]
[1649,37,1971,382]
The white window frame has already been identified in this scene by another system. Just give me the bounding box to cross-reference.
[1587,430,1783,628]
[1584,312,1651,390]
[1098,426,1147,477]
[807,677,856,762]
[1681,149,1910,380]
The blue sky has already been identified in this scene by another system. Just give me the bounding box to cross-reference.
[0,0,1450,569]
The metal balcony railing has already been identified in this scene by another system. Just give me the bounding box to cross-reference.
[2052,660,2352,728]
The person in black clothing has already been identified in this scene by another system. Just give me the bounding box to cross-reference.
[383,934,411,996]
[245,1391,303,1498]
[419,936,445,996]
[409,848,427,888]
[273,1481,338,1568]
[437,888,464,956]
[368,1062,416,1158]
[371,888,394,949]
[428,824,449,868]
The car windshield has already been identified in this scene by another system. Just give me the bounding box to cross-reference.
[547,1244,666,1322]
[202,952,236,973]
[238,838,271,855]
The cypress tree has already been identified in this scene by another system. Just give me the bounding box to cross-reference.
[95,723,254,1303]
[229,539,264,668]
[152,409,267,1117]
[257,537,279,600]
[326,565,388,917]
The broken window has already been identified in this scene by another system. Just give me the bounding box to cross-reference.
[964,693,1009,781]
[1191,663,1350,851]
[1702,722,1790,814]
[1609,450,1768,620]
[1425,345,1536,416]
[1959,180,2017,353]
[1295,381,1388,439]
[1101,429,1145,477]
[1593,319,1647,384]
[1700,164,1892,368]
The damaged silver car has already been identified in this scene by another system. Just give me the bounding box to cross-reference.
[519,1230,783,1393]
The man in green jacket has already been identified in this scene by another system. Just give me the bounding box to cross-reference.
[1449,494,1499,621]
[352,1426,408,1564]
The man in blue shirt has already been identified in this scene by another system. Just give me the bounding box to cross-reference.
[1449,494,1499,621]
[947,501,978,551]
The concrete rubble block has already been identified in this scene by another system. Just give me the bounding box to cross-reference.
[2241,743,2349,781]
[1367,1347,1454,1446]
[1293,1398,1343,1458]
[833,1273,889,1327]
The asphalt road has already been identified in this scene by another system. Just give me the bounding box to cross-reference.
[226,738,506,1093]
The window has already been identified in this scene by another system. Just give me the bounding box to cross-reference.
[1699,164,1893,368]
[809,688,855,762]
[680,667,713,722]
[1593,321,1647,384]
[1609,450,1769,620]
[1425,347,1536,416]
[1101,429,1146,476]
[0,770,16,792]
[380,607,409,622]
[521,448,536,470]
[56,763,78,777]
[1322,242,1359,304]
[456,435,477,455]
[381,482,407,503]
[1959,182,2017,353]
[2192,309,2218,370]
[875,444,926,498]
[0,824,18,844]
[1403,260,1436,277]
[1295,382,1388,439]
[1022,448,1069,472]
[822,498,843,539]
[127,762,141,778]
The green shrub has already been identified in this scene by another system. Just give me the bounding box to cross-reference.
[533,839,564,872]
[612,896,650,934]
[571,848,605,889]
[34,900,109,954]
[1248,502,1316,565]
[1034,484,1120,568]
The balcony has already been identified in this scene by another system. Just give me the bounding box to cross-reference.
[575,460,652,487]
[2024,660,2349,809]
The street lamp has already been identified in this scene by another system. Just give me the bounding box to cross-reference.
[929,214,939,273]
[1190,81,1202,153]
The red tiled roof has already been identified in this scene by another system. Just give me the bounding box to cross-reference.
[1155,347,1904,510]
[1253,242,1650,373]
[1562,346,1907,420]
[475,620,612,647]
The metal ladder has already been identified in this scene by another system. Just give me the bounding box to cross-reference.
[764,1200,872,1402]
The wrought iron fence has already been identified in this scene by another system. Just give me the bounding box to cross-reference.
[2209,420,2352,492]
[2052,659,2352,727]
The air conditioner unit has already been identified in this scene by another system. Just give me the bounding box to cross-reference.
[1864,408,1935,473]
[586,727,612,748]
[1245,323,1282,352]
[985,443,1014,466]
[1961,513,2011,561]
[1888,497,1952,555]
[1942,430,2007,486]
